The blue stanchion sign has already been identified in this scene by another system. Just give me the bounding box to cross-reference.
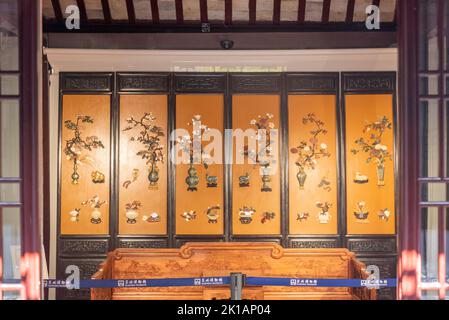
[43,276,397,289]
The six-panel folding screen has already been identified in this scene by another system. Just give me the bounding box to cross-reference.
[56,72,397,300]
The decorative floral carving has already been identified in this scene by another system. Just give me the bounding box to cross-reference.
[125,200,142,224]
[351,116,392,187]
[64,115,105,184]
[354,201,369,222]
[377,208,391,222]
[176,115,213,191]
[245,113,277,192]
[123,113,165,188]
[316,202,332,224]
[81,195,106,224]
[290,113,330,190]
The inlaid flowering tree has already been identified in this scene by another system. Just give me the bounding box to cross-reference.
[290,113,330,190]
[245,113,277,192]
[351,116,392,186]
[123,112,165,188]
[64,115,105,184]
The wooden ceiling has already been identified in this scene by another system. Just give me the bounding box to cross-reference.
[43,0,397,33]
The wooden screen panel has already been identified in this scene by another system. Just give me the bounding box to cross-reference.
[119,95,168,235]
[232,95,281,235]
[175,95,224,235]
[60,95,110,235]
[288,95,338,235]
[345,94,395,235]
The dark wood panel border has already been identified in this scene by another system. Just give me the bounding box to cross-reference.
[117,73,170,92]
[54,72,398,300]
[341,72,398,299]
[57,72,115,300]
[285,73,340,247]
[60,73,113,92]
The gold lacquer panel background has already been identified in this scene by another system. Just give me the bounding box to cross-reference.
[345,94,395,235]
[175,95,224,235]
[288,95,338,235]
[232,95,281,235]
[119,95,168,235]
[60,95,110,235]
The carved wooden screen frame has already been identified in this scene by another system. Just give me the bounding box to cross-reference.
[55,72,398,300]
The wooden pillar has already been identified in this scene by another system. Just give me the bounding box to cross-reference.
[397,0,420,300]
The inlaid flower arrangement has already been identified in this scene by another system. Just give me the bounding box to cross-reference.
[122,113,165,188]
[64,115,105,184]
[290,113,330,190]
[245,113,277,192]
[351,116,393,187]
[175,115,214,191]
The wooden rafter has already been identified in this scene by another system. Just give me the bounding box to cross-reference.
[345,0,355,23]
[76,0,88,24]
[249,0,257,24]
[51,0,63,23]
[126,0,136,24]
[273,0,281,25]
[101,0,112,23]
[150,0,160,24]
[225,0,232,25]
[175,0,184,24]
[322,0,331,23]
[200,0,208,23]
[298,0,306,23]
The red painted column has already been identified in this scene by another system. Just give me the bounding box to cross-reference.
[397,0,420,300]
[19,0,41,300]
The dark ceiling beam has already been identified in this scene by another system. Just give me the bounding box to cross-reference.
[249,0,257,24]
[345,0,355,23]
[175,0,184,24]
[126,0,136,24]
[43,20,396,33]
[101,0,112,23]
[273,0,281,25]
[322,0,331,23]
[150,0,160,24]
[200,0,208,23]
[298,0,306,23]
[225,0,232,25]
[76,0,88,24]
[45,31,398,50]
[51,0,63,23]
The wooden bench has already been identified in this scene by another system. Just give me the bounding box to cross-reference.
[91,242,375,300]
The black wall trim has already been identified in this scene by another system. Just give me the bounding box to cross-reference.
[286,73,338,93]
[58,237,110,257]
[117,73,170,92]
[346,236,397,255]
[342,72,396,93]
[117,238,169,249]
[174,73,226,93]
[288,237,341,249]
[60,73,113,92]
[230,73,282,93]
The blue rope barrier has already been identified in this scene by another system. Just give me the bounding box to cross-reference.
[245,277,397,288]
[44,276,397,289]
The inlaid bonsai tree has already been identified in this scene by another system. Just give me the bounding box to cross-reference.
[64,115,105,184]
[290,113,330,190]
[351,116,392,186]
[123,112,165,188]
